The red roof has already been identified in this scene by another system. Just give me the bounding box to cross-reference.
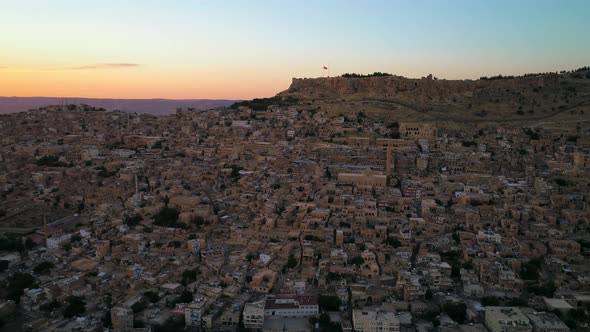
[297,295,318,306]
[28,234,45,245]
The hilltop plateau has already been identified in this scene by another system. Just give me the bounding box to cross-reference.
[277,68,590,128]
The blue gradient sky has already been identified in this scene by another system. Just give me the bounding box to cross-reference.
[1,0,588,99]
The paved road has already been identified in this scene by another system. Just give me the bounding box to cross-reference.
[0,226,38,234]
[0,214,80,234]
[47,214,80,228]
[356,97,588,124]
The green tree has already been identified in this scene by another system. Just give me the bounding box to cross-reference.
[35,155,69,167]
[230,164,243,181]
[153,317,186,332]
[33,261,54,275]
[131,300,147,313]
[506,297,528,306]
[144,291,159,303]
[95,166,117,178]
[191,216,205,227]
[0,260,9,272]
[387,237,401,248]
[63,242,72,251]
[443,301,467,324]
[0,235,25,252]
[386,121,399,129]
[125,214,143,226]
[311,313,342,332]
[6,272,35,303]
[24,237,35,249]
[351,256,365,266]
[153,207,181,228]
[286,254,298,269]
[181,269,198,285]
[174,290,193,304]
[527,282,556,297]
[319,295,341,311]
[40,300,61,312]
[481,296,500,306]
[521,258,541,281]
[304,234,323,242]
[63,296,86,318]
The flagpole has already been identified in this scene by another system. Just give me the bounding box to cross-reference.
[322,65,329,78]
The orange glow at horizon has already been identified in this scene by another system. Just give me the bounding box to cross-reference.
[0,67,290,100]
[1,1,588,101]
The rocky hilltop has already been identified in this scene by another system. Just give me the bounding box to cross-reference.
[280,69,590,124]
[287,74,567,102]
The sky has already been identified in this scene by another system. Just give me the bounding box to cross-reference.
[0,0,589,100]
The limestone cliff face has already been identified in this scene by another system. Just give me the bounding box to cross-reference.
[284,74,558,105]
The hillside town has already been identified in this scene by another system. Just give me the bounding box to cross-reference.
[0,98,589,332]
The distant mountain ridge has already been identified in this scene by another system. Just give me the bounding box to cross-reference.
[0,97,237,115]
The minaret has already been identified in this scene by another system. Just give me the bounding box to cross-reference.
[385,145,392,177]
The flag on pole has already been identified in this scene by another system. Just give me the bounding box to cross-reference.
[323,66,328,70]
